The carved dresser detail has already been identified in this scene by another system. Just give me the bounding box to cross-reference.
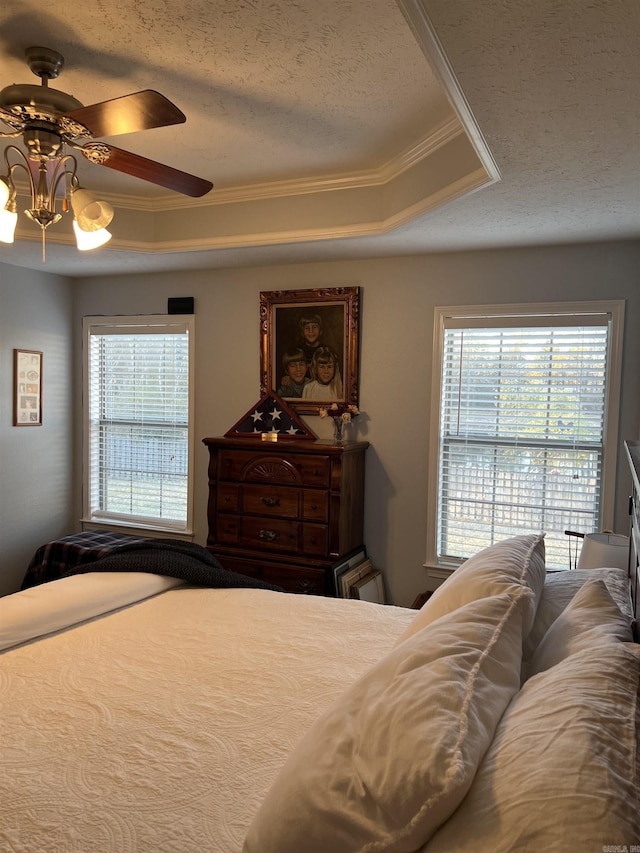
[202,436,369,594]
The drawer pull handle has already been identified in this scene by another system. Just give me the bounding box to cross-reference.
[260,496,280,507]
[259,529,280,542]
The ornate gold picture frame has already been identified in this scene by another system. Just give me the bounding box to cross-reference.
[260,286,360,415]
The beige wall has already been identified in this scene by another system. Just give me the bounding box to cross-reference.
[1,241,638,601]
[0,263,75,595]
[71,240,640,606]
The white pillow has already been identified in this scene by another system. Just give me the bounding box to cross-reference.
[426,639,640,852]
[528,577,633,676]
[395,533,545,646]
[243,589,531,853]
[523,566,632,663]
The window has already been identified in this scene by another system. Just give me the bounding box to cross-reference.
[427,302,624,570]
[83,315,195,534]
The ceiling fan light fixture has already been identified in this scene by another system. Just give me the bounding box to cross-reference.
[24,207,63,229]
[0,45,212,262]
[0,177,10,208]
[0,149,114,258]
[72,218,111,251]
[71,187,114,232]
[0,199,18,243]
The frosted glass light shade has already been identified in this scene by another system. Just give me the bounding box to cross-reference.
[73,219,112,250]
[71,188,114,232]
[577,532,629,570]
[0,178,10,208]
[0,206,18,243]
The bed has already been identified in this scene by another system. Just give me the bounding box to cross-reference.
[1,532,638,852]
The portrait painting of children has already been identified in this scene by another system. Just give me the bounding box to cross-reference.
[260,287,360,414]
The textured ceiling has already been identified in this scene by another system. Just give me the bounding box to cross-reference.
[0,0,637,277]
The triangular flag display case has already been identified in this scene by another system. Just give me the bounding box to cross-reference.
[224,392,316,440]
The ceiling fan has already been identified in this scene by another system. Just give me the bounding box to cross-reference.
[0,46,213,258]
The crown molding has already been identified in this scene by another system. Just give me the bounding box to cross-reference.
[7,1,500,262]
[106,116,464,212]
[396,0,501,183]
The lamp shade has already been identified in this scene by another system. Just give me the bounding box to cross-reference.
[0,178,10,208]
[71,188,114,232]
[0,206,18,243]
[73,220,112,250]
[577,532,629,570]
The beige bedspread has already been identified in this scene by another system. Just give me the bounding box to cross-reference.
[0,578,414,853]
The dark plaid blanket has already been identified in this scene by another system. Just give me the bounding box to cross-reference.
[23,532,283,593]
[62,538,284,592]
[23,531,151,588]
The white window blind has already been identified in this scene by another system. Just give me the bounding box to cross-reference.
[429,303,624,570]
[83,316,194,533]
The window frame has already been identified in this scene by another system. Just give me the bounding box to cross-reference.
[82,314,195,537]
[426,300,625,569]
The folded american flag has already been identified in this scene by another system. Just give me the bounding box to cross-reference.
[225,392,315,438]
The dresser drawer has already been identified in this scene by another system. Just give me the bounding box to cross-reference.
[219,449,330,487]
[240,517,328,557]
[302,489,328,521]
[219,482,328,525]
[217,515,239,544]
[218,483,239,512]
[242,516,299,552]
[213,553,328,596]
[242,484,299,518]
[302,524,328,555]
[291,456,331,487]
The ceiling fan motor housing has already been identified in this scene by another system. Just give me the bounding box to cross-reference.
[0,84,86,159]
[0,83,83,118]
[23,123,63,159]
[24,46,64,81]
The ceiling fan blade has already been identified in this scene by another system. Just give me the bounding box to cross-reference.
[65,90,186,138]
[81,142,213,197]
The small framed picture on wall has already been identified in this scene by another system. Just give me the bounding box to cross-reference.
[13,349,43,426]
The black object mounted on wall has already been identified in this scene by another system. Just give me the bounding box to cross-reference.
[168,297,194,314]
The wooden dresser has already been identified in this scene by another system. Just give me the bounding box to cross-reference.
[625,440,640,620]
[202,436,369,594]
